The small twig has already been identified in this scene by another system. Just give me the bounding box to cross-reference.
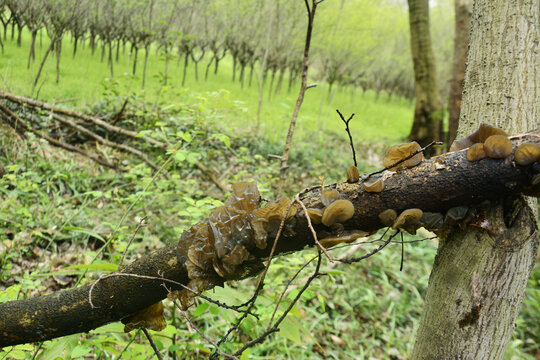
[232,251,322,357]
[294,194,333,261]
[267,254,319,328]
[306,83,317,89]
[400,232,405,271]
[168,290,240,360]
[118,217,147,268]
[367,141,443,179]
[142,328,163,360]
[338,230,399,264]
[336,109,357,167]
[111,96,129,126]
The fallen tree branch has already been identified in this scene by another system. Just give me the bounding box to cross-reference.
[0,90,168,150]
[48,112,159,171]
[0,103,120,170]
[0,130,539,347]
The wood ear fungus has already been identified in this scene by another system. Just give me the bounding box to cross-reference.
[514,142,540,166]
[383,142,423,170]
[392,208,423,234]
[306,208,324,224]
[483,135,513,159]
[450,123,508,151]
[378,209,397,226]
[321,199,355,226]
[319,231,368,248]
[346,165,360,183]
[420,212,444,231]
[123,301,167,333]
[321,189,340,206]
[466,143,486,162]
[363,177,384,193]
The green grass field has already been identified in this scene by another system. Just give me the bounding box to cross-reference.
[1,29,413,147]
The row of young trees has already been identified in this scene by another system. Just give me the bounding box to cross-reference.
[0,0,453,99]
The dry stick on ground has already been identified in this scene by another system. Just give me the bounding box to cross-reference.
[0,103,120,170]
[1,91,229,189]
[1,131,540,347]
[48,112,160,171]
[276,0,319,197]
[0,90,167,150]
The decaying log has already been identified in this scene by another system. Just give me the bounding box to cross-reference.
[0,131,539,347]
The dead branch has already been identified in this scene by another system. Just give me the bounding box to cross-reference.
[48,112,160,171]
[0,130,539,347]
[0,103,120,170]
[0,90,167,150]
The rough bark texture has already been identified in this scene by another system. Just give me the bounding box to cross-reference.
[407,0,443,149]
[1,131,540,347]
[412,0,539,359]
[447,0,472,149]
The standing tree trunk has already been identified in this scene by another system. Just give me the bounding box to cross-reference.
[412,0,539,358]
[407,0,443,150]
[447,0,473,149]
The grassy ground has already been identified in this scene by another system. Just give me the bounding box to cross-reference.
[0,29,413,147]
[0,30,538,360]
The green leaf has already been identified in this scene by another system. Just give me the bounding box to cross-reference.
[317,293,326,312]
[40,335,78,360]
[280,317,302,345]
[193,302,209,317]
[9,350,28,360]
[71,345,91,358]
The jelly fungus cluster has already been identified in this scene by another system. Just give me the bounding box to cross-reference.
[173,182,297,309]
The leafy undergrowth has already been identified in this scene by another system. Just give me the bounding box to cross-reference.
[0,91,538,360]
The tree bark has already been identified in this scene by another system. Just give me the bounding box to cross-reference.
[407,0,443,150]
[447,0,473,149]
[412,0,539,358]
[1,131,540,347]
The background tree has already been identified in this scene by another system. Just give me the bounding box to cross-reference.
[412,0,539,357]
[447,0,472,148]
[407,0,443,150]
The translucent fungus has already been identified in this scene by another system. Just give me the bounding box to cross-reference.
[320,189,341,206]
[363,177,384,193]
[307,208,324,224]
[477,123,507,143]
[378,209,397,226]
[514,142,540,166]
[319,231,369,248]
[420,212,444,231]
[123,301,167,333]
[346,165,360,183]
[450,123,508,151]
[466,143,486,162]
[392,208,423,235]
[483,135,513,159]
[444,206,469,225]
[252,197,297,249]
[321,199,355,227]
[383,142,424,170]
